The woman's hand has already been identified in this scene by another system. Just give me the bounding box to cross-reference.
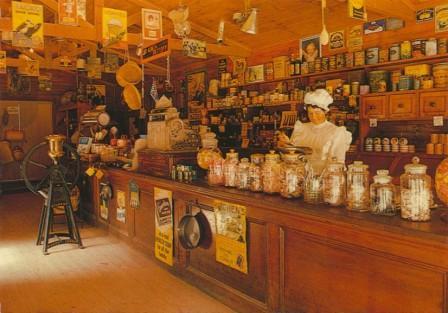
[276,130,290,147]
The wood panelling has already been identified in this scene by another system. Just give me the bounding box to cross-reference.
[420,91,448,118]
[388,93,418,119]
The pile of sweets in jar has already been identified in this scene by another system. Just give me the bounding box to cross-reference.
[207,151,435,222]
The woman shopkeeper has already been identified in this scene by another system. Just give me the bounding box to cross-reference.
[279,89,352,164]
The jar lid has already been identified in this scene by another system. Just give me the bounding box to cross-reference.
[201,138,218,149]
[404,156,427,174]
[326,157,345,171]
[282,151,300,162]
[373,169,392,183]
[265,150,280,162]
[348,160,369,172]
[250,153,264,164]
[240,158,249,164]
[226,149,239,159]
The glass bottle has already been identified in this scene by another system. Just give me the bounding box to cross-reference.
[237,158,250,190]
[249,154,264,192]
[346,161,370,212]
[280,151,306,198]
[208,158,225,186]
[370,169,396,216]
[262,150,281,194]
[400,157,432,221]
[322,158,346,206]
[223,149,239,187]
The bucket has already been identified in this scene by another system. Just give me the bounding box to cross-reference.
[433,63,448,88]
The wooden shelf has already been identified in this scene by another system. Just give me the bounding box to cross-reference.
[362,87,448,97]
[352,151,446,159]
[206,101,300,112]
[219,53,448,90]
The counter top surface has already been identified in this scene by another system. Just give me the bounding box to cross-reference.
[107,168,448,245]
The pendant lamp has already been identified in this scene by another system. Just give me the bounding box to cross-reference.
[320,0,329,45]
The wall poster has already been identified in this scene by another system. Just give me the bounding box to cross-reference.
[416,8,434,23]
[435,5,448,32]
[347,25,363,52]
[102,7,127,48]
[58,0,78,26]
[214,200,248,274]
[329,30,345,50]
[12,1,44,49]
[186,70,206,109]
[182,38,207,59]
[154,187,174,266]
[348,0,365,20]
[300,34,321,63]
[142,9,162,40]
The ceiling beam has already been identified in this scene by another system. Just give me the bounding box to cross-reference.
[36,0,58,11]
[128,11,141,27]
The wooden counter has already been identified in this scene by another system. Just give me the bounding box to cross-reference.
[87,168,448,313]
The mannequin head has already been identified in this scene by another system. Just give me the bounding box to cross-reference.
[306,105,327,125]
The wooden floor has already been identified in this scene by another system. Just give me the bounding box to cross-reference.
[0,192,235,313]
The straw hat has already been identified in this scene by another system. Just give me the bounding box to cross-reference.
[116,61,142,87]
[123,84,141,110]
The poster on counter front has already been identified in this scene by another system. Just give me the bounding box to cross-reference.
[58,0,78,26]
[102,7,127,48]
[12,1,44,49]
[154,187,173,266]
[142,9,162,40]
[348,0,366,20]
[0,51,6,74]
[116,189,126,223]
[129,180,140,209]
[214,200,248,274]
[435,5,448,32]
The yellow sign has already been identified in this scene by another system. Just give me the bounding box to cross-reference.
[102,7,127,49]
[348,0,365,20]
[436,5,448,33]
[214,200,248,274]
[154,187,173,266]
[12,1,44,49]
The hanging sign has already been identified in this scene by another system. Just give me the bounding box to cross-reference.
[329,30,345,50]
[347,25,363,52]
[363,19,386,35]
[19,59,39,76]
[104,53,119,73]
[435,5,448,32]
[0,51,6,74]
[416,8,434,23]
[102,7,127,48]
[116,190,126,223]
[141,36,170,63]
[154,187,173,266]
[142,9,163,40]
[214,200,248,274]
[77,0,86,20]
[58,0,78,26]
[12,1,44,49]
[348,0,365,20]
[99,182,112,221]
[182,38,207,59]
[129,180,140,209]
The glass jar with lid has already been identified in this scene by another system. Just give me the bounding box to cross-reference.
[262,150,281,194]
[208,158,225,186]
[346,161,370,212]
[223,149,239,187]
[249,154,264,192]
[370,169,397,216]
[322,158,346,206]
[280,151,306,198]
[304,161,325,205]
[400,157,432,221]
[237,158,250,190]
[197,131,222,170]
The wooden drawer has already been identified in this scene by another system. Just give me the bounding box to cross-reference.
[361,95,387,119]
[389,93,417,119]
[420,91,448,117]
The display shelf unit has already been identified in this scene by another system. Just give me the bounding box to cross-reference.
[206,101,300,112]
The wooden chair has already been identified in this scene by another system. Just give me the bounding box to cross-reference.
[280,111,298,129]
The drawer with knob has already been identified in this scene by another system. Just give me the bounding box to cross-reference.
[388,93,417,119]
[419,91,448,117]
[361,95,387,119]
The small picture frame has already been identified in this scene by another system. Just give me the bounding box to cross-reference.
[300,35,321,63]
[246,64,264,83]
[186,69,207,109]
[142,9,163,40]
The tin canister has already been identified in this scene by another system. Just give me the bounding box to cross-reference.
[398,75,413,90]
[369,70,390,93]
[345,52,354,68]
[421,75,434,89]
[321,57,329,71]
[438,38,447,54]
[354,51,365,66]
[425,38,437,56]
[366,47,379,65]
[336,54,345,69]
[391,70,402,91]
[379,49,389,63]
[389,43,401,61]
[400,41,412,59]
[308,61,315,73]
[329,55,337,70]
[343,84,351,96]
[433,63,448,88]
[314,58,322,72]
[412,39,425,58]
[351,82,360,95]
[301,62,309,75]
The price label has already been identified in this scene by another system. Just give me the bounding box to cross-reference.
[95,169,104,180]
[433,116,444,127]
[369,118,377,127]
[85,167,96,176]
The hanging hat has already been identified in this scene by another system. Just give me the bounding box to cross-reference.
[123,84,141,110]
[304,89,333,112]
[116,61,142,87]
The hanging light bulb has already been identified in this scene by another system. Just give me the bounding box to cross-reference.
[320,0,329,45]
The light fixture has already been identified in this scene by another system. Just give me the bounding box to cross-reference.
[241,8,258,35]
[320,0,329,45]
[217,20,225,43]
[168,4,191,38]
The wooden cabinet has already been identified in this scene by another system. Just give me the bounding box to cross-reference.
[388,93,418,119]
[361,95,387,119]
[420,91,448,118]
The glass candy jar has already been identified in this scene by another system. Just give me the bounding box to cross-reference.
[208,158,225,186]
[304,162,325,204]
[346,161,370,212]
[262,150,281,194]
[197,131,222,170]
[370,170,397,216]
[322,158,346,206]
[400,157,432,221]
[249,154,264,192]
[280,151,306,198]
[237,158,250,190]
[223,149,239,187]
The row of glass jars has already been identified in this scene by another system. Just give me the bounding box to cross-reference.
[208,150,433,222]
